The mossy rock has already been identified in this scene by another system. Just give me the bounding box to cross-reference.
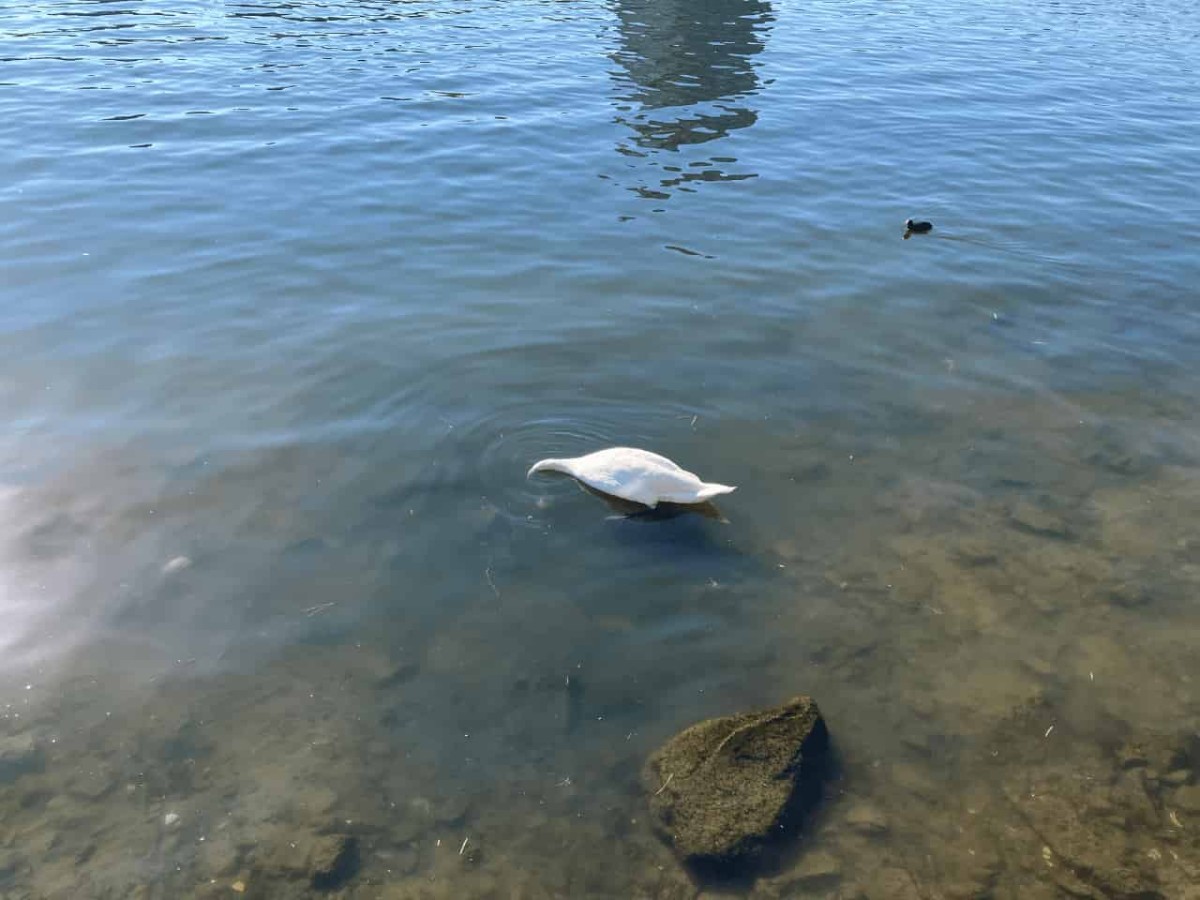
[644,696,829,877]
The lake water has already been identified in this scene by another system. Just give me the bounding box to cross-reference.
[2,1,1200,897]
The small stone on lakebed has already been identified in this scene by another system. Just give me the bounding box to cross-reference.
[1173,784,1200,814]
[643,695,830,878]
[309,835,358,890]
[162,555,192,575]
[0,733,44,784]
[262,831,359,891]
[843,800,889,835]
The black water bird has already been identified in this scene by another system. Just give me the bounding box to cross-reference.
[904,218,933,235]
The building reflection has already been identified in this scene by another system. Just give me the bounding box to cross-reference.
[609,0,773,198]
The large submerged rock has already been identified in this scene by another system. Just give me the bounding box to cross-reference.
[644,696,829,876]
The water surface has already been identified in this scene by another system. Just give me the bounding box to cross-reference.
[2,1,1200,897]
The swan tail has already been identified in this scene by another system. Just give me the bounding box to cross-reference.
[694,482,737,501]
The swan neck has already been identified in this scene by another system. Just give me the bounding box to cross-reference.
[529,458,569,476]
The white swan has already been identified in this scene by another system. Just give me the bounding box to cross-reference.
[527,447,735,509]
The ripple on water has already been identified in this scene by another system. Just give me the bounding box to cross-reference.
[428,399,691,527]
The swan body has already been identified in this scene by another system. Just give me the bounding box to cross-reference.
[527,447,735,508]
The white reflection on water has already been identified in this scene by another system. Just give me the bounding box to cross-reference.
[0,484,62,672]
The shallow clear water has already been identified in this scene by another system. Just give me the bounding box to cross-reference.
[2,1,1200,897]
